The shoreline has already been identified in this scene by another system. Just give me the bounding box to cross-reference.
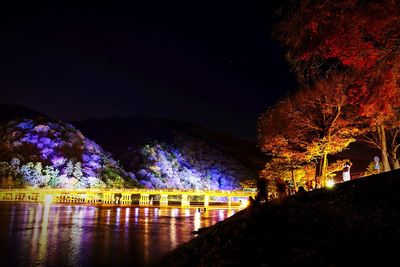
[0,201,242,210]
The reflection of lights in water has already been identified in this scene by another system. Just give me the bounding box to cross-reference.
[8,206,16,237]
[22,206,29,225]
[158,208,168,217]
[154,208,159,218]
[52,207,60,241]
[69,206,84,266]
[169,210,177,249]
[134,208,139,223]
[88,207,95,217]
[185,209,190,217]
[125,208,130,224]
[218,210,225,221]
[144,208,150,264]
[202,209,211,228]
[171,208,179,218]
[194,210,201,232]
[94,207,98,216]
[30,205,42,260]
[144,208,149,216]
[106,209,111,225]
[28,207,35,224]
[116,207,121,225]
[4,203,252,266]
[37,201,51,265]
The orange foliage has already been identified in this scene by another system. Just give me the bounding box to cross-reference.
[258,73,360,184]
[275,0,400,123]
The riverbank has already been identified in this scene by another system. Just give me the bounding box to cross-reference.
[159,169,400,266]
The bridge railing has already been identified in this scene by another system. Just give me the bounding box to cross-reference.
[0,188,255,196]
[0,187,256,195]
[0,187,256,207]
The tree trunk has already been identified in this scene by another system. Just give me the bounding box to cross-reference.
[389,148,400,169]
[388,127,400,170]
[291,168,298,193]
[378,124,391,172]
[315,153,328,187]
[320,152,328,186]
[315,159,322,188]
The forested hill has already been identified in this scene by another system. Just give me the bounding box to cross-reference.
[0,104,266,189]
[0,110,139,189]
[75,115,267,189]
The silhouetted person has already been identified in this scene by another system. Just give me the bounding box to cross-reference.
[248,196,256,208]
[297,186,306,194]
[256,178,267,203]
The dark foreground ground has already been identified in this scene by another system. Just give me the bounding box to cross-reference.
[158,169,400,266]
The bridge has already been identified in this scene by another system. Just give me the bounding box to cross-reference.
[0,188,257,207]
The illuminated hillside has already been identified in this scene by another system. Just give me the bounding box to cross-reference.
[0,105,266,190]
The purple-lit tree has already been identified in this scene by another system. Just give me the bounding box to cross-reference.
[1,119,141,189]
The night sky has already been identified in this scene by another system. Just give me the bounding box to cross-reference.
[0,1,296,141]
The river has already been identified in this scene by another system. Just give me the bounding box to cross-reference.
[0,203,237,266]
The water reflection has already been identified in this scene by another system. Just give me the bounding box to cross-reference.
[70,206,84,266]
[125,207,130,225]
[194,210,201,231]
[37,201,50,266]
[1,204,238,266]
[116,207,121,226]
[144,208,150,263]
[134,207,139,223]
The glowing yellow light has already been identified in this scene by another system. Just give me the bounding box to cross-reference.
[326,179,335,188]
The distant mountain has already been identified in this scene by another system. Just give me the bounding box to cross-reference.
[0,103,45,123]
[75,115,268,189]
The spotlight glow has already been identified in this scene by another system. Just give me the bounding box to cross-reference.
[326,179,335,189]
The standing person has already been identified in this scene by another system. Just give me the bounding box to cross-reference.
[248,196,256,208]
[373,156,381,174]
[297,186,306,194]
[342,162,351,182]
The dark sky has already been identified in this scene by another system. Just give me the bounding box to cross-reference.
[0,1,296,141]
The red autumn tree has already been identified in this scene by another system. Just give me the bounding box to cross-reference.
[275,0,400,171]
[258,74,360,187]
[258,97,309,192]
